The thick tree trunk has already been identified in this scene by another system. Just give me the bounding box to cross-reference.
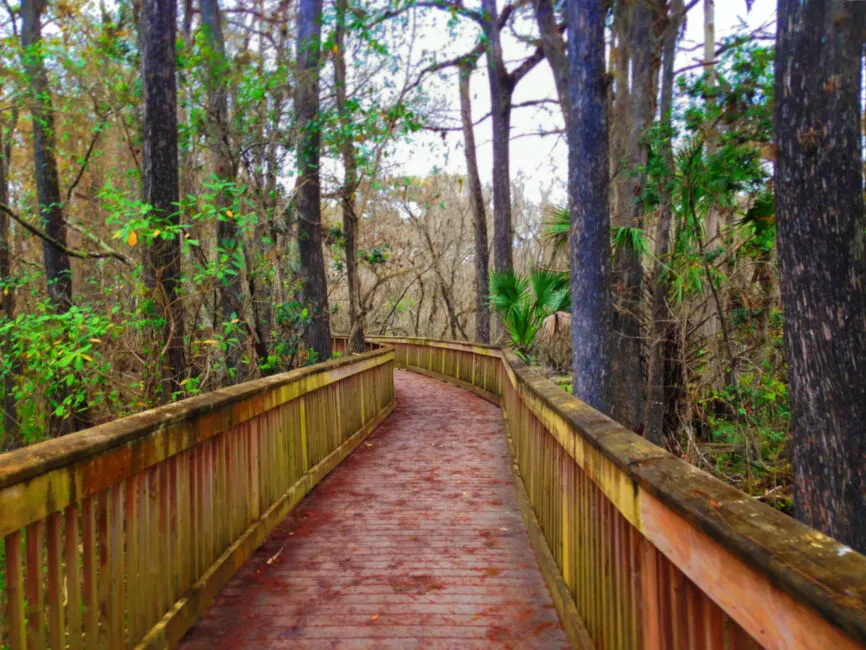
[533,0,569,119]
[702,0,721,350]
[482,0,514,276]
[21,0,73,312]
[201,0,249,381]
[609,0,659,431]
[568,0,612,413]
[645,0,682,446]
[775,0,866,552]
[295,0,331,361]
[458,60,491,343]
[142,0,186,400]
[0,109,18,446]
[335,0,365,353]
[21,0,76,435]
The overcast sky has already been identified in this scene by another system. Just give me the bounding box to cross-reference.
[392,0,777,205]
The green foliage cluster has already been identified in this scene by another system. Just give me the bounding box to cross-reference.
[489,268,569,362]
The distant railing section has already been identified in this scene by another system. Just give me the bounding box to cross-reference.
[365,336,503,404]
[379,336,866,650]
[0,348,395,650]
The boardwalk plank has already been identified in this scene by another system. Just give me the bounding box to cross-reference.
[178,370,569,649]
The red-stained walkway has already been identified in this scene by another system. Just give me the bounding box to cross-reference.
[178,370,569,649]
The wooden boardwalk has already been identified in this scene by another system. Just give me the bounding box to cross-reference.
[177,369,569,649]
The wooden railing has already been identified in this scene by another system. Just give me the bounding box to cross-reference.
[0,348,395,650]
[371,336,866,650]
[366,335,503,404]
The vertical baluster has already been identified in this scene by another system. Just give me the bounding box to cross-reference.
[82,496,99,648]
[577,468,587,622]
[700,595,725,649]
[5,530,25,650]
[46,512,64,650]
[126,476,139,647]
[167,456,179,608]
[640,539,661,650]
[610,504,622,649]
[108,483,125,649]
[26,520,46,650]
[626,523,643,647]
[215,436,226,556]
[177,451,190,595]
[148,466,161,625]
[669,561,688,649]
[250,418,261,521]
[227,432,237,543]
[729,620,756,650]
[97,489,110,649]
[190,448,200,584]
[207,439,217,565]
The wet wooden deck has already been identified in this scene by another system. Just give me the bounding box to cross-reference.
[177,369,569,649]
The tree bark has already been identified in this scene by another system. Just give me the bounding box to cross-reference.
[21,0,73,312]
[569,0,612,413]
[141,0,186,400]
[609,0,660,431]
[201,0,249,381]
[482,0,514,276]
[21,0,77,435]
[532,0,569,119]
[295,0,331,361]
[335,0,365,353]
[0,104,18,446]
[645,0,682,446]
[775,0,866,552]
[702,0,721,349]
[458,59,491,343]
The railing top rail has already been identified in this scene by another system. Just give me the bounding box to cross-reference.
[0,347,392,492]
[366,335,502,357]
[502,349,866,643]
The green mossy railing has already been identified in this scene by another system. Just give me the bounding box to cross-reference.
[367,335,866,650]
[0,347,394,650]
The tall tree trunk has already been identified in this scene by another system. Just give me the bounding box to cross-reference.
[569,0,612,413]
[609,0,659,431]
[21,0,76,435]
[142,0,186,400]
[21,0,73,312]
[702,0,721,350]
[0,105,18,446]
[335,0,365,353]
[295,0,331,362]
[645,0,682,446]
[458,59,491,343]
[201,0,248,381]
[775,0,866,552]
[533,0,569,119]
[482,0,514,276]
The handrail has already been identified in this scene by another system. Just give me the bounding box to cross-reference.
[0,347,395,649]
[372,336,866,650]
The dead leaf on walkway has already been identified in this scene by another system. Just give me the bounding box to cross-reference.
[266,544,285,565]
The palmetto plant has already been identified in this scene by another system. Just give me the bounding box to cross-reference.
[544,203,649,257]
[489,269,570,362]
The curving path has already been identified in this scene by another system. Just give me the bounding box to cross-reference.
[178,369,569,649]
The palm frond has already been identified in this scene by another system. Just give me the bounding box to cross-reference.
[529,268,570,314]
[489,269,529,319]
[542,204,570,248]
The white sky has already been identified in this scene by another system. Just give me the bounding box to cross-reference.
[392,0,777,205]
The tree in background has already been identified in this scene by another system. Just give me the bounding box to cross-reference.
[775,0,866,551]
[457,54,491,343]
[200,0,249,381]
[568,0,612,412]
[295,0,331,361]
